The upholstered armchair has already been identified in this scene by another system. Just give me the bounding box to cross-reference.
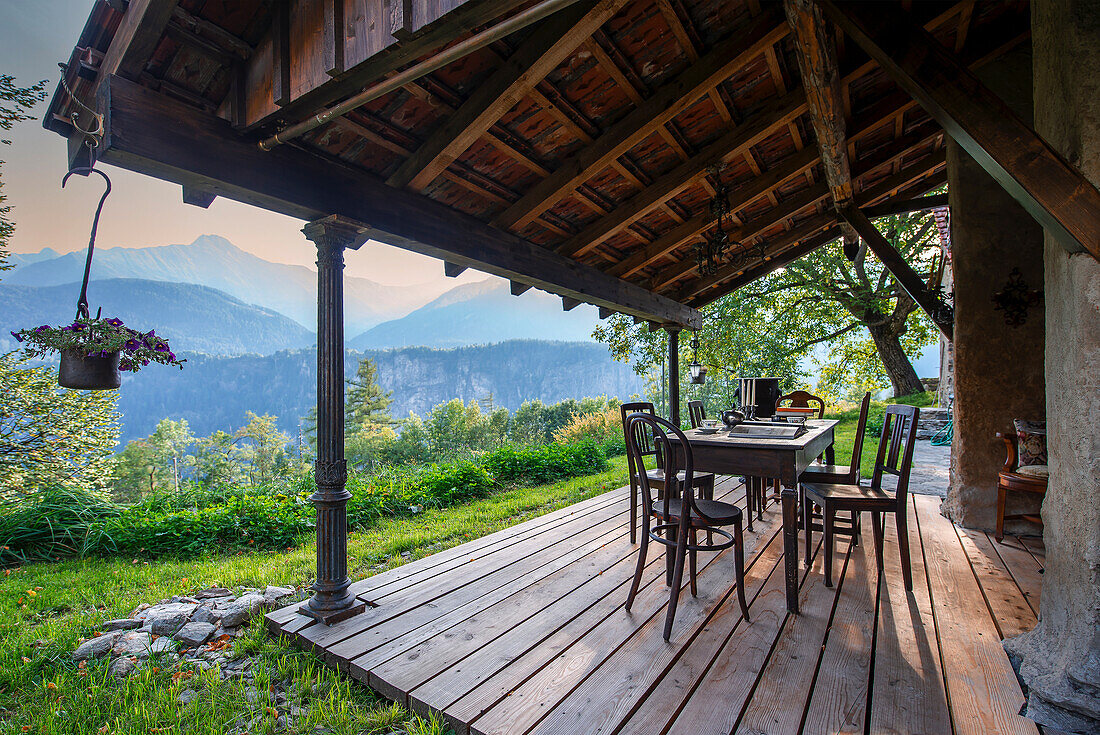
[994,422,1048,542]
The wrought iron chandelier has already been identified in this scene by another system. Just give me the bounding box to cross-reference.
[695,165,733,276]
[689,331,707,384]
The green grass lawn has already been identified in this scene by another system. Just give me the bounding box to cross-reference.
[0,457,630,735]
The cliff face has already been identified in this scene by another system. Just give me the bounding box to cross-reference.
[116,341,643,441]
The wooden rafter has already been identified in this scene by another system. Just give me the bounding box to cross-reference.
[783,0,858,249]
[101,75,701,328]
[492,11,788,231]
[387,0,627,192]
[822,0,1100,261]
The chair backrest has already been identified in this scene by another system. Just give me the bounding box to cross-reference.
[871,404,920,505]
[845,392,873,480]
[777,390,826,418]
[626,412,720,524]
[687,400,706,429]
[621,401,657,479]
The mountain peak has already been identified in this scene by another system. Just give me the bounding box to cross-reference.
[187,234,240,252]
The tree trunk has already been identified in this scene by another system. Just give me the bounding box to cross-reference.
[867,323,925,397]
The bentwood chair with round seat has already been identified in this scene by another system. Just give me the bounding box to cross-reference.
[624,412,750,640]
[687,400,706,429]
[800,392,872,565]
[749,390,829,517]
[621,402,716,544]
[802,404,920,589]
[776,389,827,418]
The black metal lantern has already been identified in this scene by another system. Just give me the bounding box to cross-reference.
[689,332,706,384]
[695,165,733,276]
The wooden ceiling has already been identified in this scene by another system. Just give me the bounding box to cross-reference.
[46,0,1032,324]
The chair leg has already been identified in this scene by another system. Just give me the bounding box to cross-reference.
[734,518,750,622]
[689,527,698,597]
[665,522,676,587]
[664,521,690,641]
[701,477,714,545]
[626,514,649,611]
[852,511,861,546]
[629,480,637,545]
[802,487,813,568]
[824,503,835,588]
[871,510,884,571]
[896,507,913,591]
[744,478,754,533]
[995,483,1007,543]
[757,478,765,520]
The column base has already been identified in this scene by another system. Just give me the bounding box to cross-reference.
[298,595,367,626]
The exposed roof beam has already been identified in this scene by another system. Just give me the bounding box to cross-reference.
[694,169,949,305]
[821,0,1100,261]
[100,74,700,328]
[863,192,948,218]
[783,0,859,249]
[101,0,180,82]
[838,205,954,338]
[557,91,808,259]
[386,0,626,192]
[492,11,788,231]
[510,281,532,296]
[675,150,947,301]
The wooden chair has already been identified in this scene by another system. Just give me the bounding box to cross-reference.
[995,431,1048,542]
[800,392,872,565]
[802,404,920,589]
[776,389,826,418]
[620,402,716,545]
[623,412,749,640]
[687,400,706,429]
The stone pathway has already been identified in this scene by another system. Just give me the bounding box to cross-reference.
[909,439,951,497]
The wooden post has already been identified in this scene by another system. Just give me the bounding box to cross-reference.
[300,215,370,625]
[668,328,681,427]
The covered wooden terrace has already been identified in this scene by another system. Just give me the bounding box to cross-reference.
[43,0,1100,731]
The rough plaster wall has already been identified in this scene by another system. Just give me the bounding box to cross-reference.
[942,46,1046,532]
[1003,2,1100,731]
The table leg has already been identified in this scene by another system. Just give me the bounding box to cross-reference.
[782,484,800,614]
[825,442,835,465]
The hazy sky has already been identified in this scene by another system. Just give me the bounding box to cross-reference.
[0,0,481,287]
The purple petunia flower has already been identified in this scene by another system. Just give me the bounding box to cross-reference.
[71,321,85,331]
[34,325,49,333]
[10,330,23,343]
[86,350,99,358]
[155,342,169,352]
[124,338,141,352]
[167,351,176,361]
[105,317,124,327]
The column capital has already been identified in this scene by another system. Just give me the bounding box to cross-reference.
[301,215,372,251]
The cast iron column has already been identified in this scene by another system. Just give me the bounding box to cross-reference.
[300,215,371,625]
[667,328,681,427]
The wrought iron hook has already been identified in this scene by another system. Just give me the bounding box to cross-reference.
[62,166,112,320]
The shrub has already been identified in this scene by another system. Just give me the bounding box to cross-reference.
[553,408,624,455]
[0,486,120,564]
[481,441,608,487]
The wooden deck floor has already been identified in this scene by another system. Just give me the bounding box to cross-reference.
[266,475,1045,735]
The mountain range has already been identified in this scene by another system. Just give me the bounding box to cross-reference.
[0,278,314,355]
[5,235,447,335]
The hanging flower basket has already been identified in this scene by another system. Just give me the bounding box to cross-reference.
[11,316,185,391]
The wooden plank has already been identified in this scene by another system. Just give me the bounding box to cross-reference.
[526,522,784,735]
[733,540,853,734]
[617,534,792,735]
[100,75,701,328]
[868,496,952,735]
[956,527,1037,638]
[493,12,788,231]
[913,494,1038,735]
[470,506,781,735]
[387,1,627,191]
[802,537,878,735]
[862,193,948,218]
[297,488,636,651]
[100,0,180,82]
[821,0,1100,261]
[988,533,1044,615]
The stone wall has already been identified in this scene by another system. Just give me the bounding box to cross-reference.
[1005,3,1100,731]
[942,45,1047,532]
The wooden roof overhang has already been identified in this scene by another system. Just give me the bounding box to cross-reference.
[45,0,1100,331]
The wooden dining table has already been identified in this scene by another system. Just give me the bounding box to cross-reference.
[671,419,839,614]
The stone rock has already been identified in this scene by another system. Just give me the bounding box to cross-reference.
[190,605,222,625]
[244,686,263,703]
[262,585,296,604]
[194,586,233,600]
[174,622,216,648]
[108,657,138,678]
[168,595,200,605]
[101,619,142,632]
[73,631,123,661]
[219,593,268,627]
[113,631,153,658]
[138,602,198,636]
[177,689,197,705]
[150,637,177,654]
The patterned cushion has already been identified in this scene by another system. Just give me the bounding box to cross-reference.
[1013,419,1047,466]
[1016,464,1049,480]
